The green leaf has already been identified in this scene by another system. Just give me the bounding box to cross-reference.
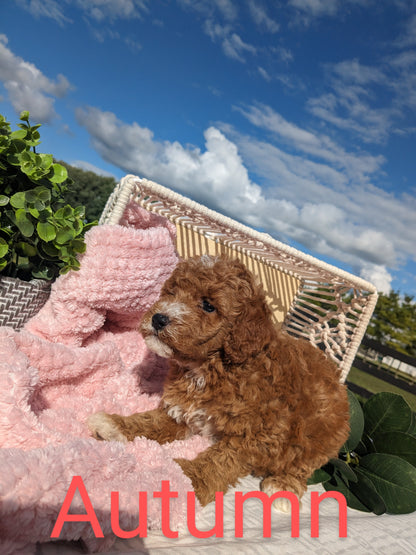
[363,392,412,438]
[32,266,56,280]
[8,138,26,155]
[361,433,377,454]
[35,187,51,203]
[324,468,386,514]
[372,432,416,467]
[55,205,73,220]
[331,457,358,483]
[37,221,57,242]
[37,208,53,222]
[49,163,68,184]
[346,468,386,514]
[15,209,34,237]
[10,192,26,209]
[0,237,9,258]
[354,439,369,456]
[55,226,76,244]
[29,207,40,218]
[341,390,364,453]
[307,467,332,485]
[39,242,60,258]
[0,195,9,206]
[34,200,47,212]
[10,129,27,140]
[71,239,87,254]
[16,241,37,257]
[323,473,370,513]
[408,412,416,438]
[25,190,39,204]
[359,453,416,514]
[38,153,53,170]
[74,205,86,219]
[72,219,83,235]
[5,209,17,225]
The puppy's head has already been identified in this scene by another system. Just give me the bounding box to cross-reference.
[140,256,274,365]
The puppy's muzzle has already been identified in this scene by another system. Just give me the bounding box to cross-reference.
[152,313,170,331]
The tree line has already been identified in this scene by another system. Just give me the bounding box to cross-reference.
[365,291,415,358]
[59,161,117,223]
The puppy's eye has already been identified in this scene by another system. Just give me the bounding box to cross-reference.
[201,299,216,313]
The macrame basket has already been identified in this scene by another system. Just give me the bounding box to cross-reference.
[0,276,51,330]
[100,175,378,382]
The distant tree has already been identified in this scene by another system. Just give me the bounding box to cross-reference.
[58,161,117,222]
[365,291,416,357]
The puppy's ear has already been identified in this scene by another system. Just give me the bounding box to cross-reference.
[222,277,275,365]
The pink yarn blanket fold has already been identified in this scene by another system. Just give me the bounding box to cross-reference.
[0,204,209,554]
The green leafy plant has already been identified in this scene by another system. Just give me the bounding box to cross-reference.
[309,390,416,514]
[0,111,95,281]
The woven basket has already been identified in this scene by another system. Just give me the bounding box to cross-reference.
[0,276,51,330]
[100,175,379,382]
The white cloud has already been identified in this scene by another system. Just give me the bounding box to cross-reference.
[387,50,416,113]
[75,0,149,22]
[204,20,256,62]
[359,264,393,294]
[213,0,238,21]
[395,13,416,47]
[289,0,341,17]
[75,106,262,212]
[224,130,400,267]
[247,1,279,33]
[275,47,294,63]
[76,105,416,293]
[16,0,150,23]
[15,0,71,25]
[332,58,386,85]
[234,102,385,179]
[288,0,371,21]
[0,35,72,122]
[258,67,271,81]
[305,58,400,144]
[177,0,238,20]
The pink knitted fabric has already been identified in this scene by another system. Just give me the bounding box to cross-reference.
[0,204,209,553]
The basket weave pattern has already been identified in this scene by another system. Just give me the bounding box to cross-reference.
[100,175,378,381]
[0,277,51,330]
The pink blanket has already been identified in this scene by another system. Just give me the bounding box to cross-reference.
[0,204,209,553]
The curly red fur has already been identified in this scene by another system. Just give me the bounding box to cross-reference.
[89,256,350,507]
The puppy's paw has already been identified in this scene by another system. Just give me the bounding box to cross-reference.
[271,496,299,513]
[260,478,302,513]
[87,412,128,443]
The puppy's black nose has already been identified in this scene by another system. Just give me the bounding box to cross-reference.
[152,313,170,331]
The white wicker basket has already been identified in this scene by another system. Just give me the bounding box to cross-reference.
[100,175,378,382]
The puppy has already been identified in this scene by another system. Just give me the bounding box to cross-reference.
[88,256,350,508]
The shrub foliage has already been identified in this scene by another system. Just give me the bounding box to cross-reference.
[0,112,94,281]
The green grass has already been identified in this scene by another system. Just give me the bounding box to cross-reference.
[348,366,416,412]
[357,352,416,384]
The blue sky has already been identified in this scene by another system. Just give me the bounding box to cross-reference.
[1,0,416,295]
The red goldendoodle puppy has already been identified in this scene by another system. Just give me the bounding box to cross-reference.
[88,256,350,508]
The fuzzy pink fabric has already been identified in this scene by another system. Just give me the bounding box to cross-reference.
[0,204,210,554]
